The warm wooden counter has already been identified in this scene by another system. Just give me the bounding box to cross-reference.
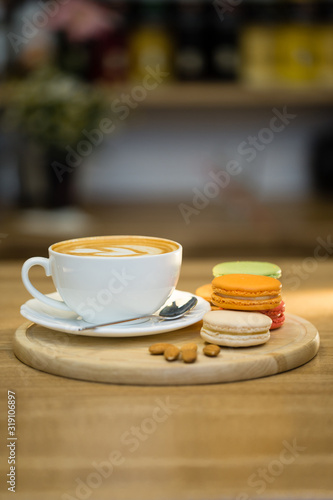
[1,258,333,500]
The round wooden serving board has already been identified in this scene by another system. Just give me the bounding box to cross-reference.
[13,314,319,386]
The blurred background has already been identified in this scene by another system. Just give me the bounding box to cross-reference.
[0,0,333,260]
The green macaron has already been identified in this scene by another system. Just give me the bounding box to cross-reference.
[212,261,282,279]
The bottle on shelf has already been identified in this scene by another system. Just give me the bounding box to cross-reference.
[174,0,207,81]
[128,1,174,82]
[275,0,318,85]
[206,2,240,81]
[239,0,278,86]
[314,0,333,86]
[92,1,129,83]
[0,3,7,80]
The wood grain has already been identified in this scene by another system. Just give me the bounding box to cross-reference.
[1,259,333,500]
[13,314,319,385]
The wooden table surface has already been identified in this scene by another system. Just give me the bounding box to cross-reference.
[1,258,333,500]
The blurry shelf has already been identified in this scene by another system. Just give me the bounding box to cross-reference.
[107,83,333,109]
[1,82,333,110]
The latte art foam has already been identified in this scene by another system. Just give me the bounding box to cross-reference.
[68,245,164,257]
[52,236,178,257]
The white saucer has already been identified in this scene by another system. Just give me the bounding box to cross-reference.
[20,290,211,337]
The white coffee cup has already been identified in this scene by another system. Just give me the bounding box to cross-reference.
[21,235,182,324]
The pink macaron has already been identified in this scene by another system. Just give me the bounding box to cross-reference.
[260,301,285,330]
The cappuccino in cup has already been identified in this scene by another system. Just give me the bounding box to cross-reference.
[22,235,182,324]
[52,236,178,258]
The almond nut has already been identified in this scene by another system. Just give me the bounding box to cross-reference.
[149,343,173,355]
[182,349,197,363]
[180,343,198,352]
[203,344,221,357]
[164,345,180,361]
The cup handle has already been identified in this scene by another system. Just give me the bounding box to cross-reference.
[21,257,71,311]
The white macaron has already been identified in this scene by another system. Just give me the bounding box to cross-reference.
[200,310,272,347]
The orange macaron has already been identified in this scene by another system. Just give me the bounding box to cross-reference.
[195,283,213,303]
[195,283,222,310]
[211,274,282,311]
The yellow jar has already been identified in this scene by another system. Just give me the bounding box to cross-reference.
[275,3,318,86]
[313,22,333,86]
[129,25,174,82]
[240,25,276,86]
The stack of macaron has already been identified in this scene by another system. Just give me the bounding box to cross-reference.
[196,261,285,347]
